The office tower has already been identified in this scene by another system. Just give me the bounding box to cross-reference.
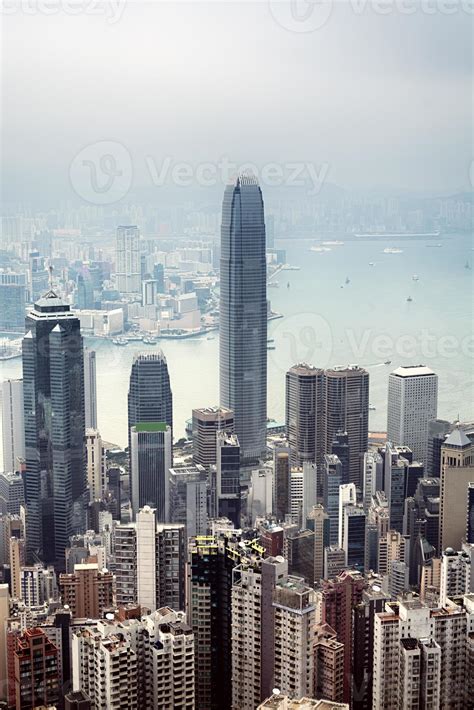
[373,595,474,710]
[85,429,106,503]
[1,379,25,474]
[285,363,324,467]
[377,529,408,578]
[187,533,264,709]
[128,351,173,470]
[439,428,474,551]
[83,348,97,430]
[12,627,60,710]
[216,432,241,527]
[59,561,114,618]
[19,563,58,606]
[76,272,94,309]
[169,464,208,537]
[428,418,452,477]
[248,466,273,524]
[352,583,390,710]
[141,278,157,306]
[284,528,315,584]
[130,422,172,520]
[314,623,345,704]
[319,570,366,703]
[273,577,317,699]
[362,450,383,512]
[106,467,121,520]
[289,468,304,525]
[219,174,267,465]
[405,477,440,583]
[22,290,86,566]
[467,482,474,543]
[72,608,194,710]
[342,505,366,572]
[64,690,92,710]
[387,365,438,464]
[331,430,350,486]
[273,446,291,521]
[439,546,473,605]
[29,251,49,302]
[192,406,234,469]
[306,504,330,581]
[324,546,346,578]
[153,262,165,292]
[115,225,140,294]
[324,365,369,488]
[323,454,343,545]
[258,522,284,557]
[338,482,356,548]
[0,472,25,515]
[0,271,26,331]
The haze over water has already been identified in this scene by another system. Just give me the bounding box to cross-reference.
[1,233,472,454]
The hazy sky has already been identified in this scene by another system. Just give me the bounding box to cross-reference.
[2,1,472,206]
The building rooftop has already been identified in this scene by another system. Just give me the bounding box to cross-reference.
[443,427,471,448]
[391,365,436,378]
[134,422,168,433]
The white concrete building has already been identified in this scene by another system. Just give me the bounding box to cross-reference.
[116,225,141,294]
[338,482,356,549]
[85,429,106,502]
[1,378,24,473]
[387,365,438,464]
[362,450,383,512]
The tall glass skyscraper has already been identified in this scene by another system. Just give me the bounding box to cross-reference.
[128,352,173,440]
[219,175,267,464]
[22,290,86,566]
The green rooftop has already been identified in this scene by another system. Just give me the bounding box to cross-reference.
[134,422,168,433]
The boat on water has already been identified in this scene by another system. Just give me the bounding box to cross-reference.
[368,262,375,266]
[112,337,128,346]
[267,346,276,351]
[412,275,419,281]
[281,264,301,271]
[310,246,331,253]
[267,339,275,343]
[207,336,215,341]
[369,405,376,411]
[142,336,158,345]
[322,240,344,246]
[268,282,279,288]
[385,360,391,365]
[426,243,442,248]
[383,248,403,254]
[407,296,413,302]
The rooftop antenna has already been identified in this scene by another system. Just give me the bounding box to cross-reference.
[48,264,54,290]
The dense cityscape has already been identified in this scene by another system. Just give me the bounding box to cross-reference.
[1,3,473,710]
[0,171,473,710]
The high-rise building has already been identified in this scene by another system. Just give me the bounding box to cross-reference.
[338,482,357,548]
[306,504,330,582]
[273,446,291,521]
[439,428,474,551]
[439,545,474,606]
[342,505,366,572]
[324,366,369,487]
[22,290,86,566]
[128,352,173,446]
[169,463,208,537]
[216,432,241,527]
[59,561,114,618]
[467,482,474,543]
[219,175,267,464]
[322,454,343,545]
[192,405,234,469]
[387,365,438,464]
[362,450,383,512]
[1,379,25,474]
[318,570,366,703]
[130,422,172,520]
[85,429,106,503]
[313,623,345,704]
[285,364,324,467]
[83,348,97,430]
[12,627,60,710]
[115,225,140,294]
[0,271,26,331]
[187,532,264,710]
[373,595,474,710]
[72,608,194,710]
[284,528,315,584]
[0,472,25,516]
[64,690,92,710]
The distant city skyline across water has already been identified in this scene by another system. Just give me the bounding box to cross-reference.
[0,233,472,458]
